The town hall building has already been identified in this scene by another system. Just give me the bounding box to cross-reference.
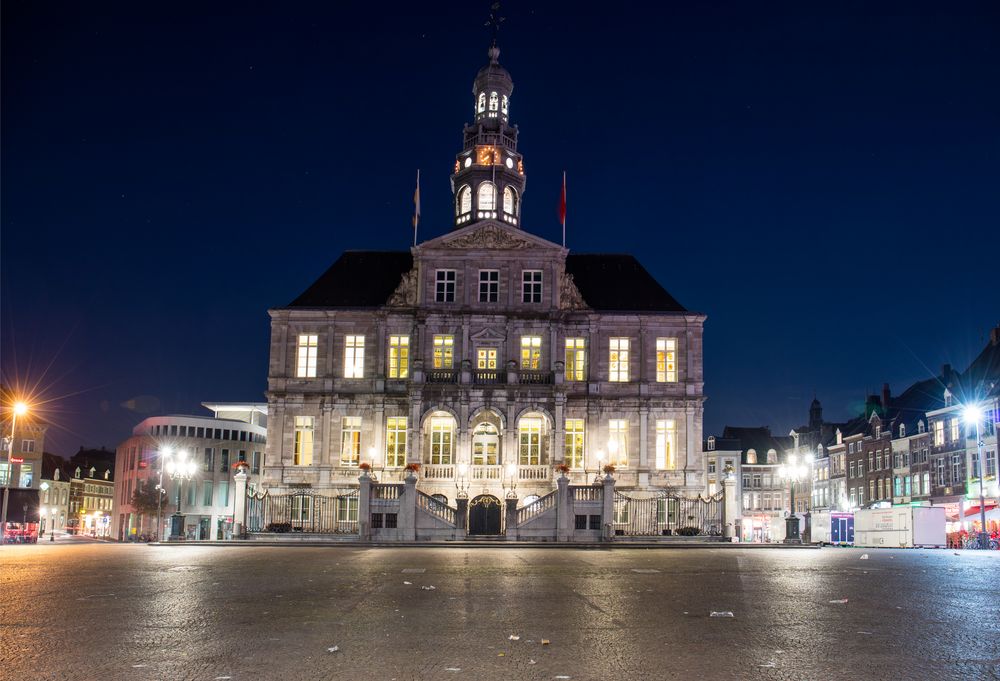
[260,41,707,533]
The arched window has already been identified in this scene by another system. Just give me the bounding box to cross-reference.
[746,449,757,465]
[456,185,471,215]
[489,91,499,111]
[518,414,546,465]
[766,449,776,464]
[501,95,508,116]
[478,182,497,211]
[503,186,517,215]
[427,414,455,465]
[477,92,486,113]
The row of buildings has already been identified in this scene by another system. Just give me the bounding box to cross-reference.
[705,328,1000,542]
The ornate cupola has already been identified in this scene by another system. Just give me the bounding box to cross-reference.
[451,41,526,229]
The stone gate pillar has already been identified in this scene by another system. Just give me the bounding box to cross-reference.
[400,473,417,542]
[602,474,615,542]
[723,475,738,541]
[358,472,372,542]
[556,475,572,542]
[505,497,518,539]
[232,470,248,540]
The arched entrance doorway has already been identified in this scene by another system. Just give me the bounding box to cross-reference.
[468,495,502,535]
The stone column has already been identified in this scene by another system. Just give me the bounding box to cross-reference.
[455,496,468,536]
[358,472,372,542]
[556,475,572,542]
[602,474,615,542]
[639,406,649,469]
[723,475,737,541]
[505,497,518,539]
[400,473,417,542]
[232,470,248,540]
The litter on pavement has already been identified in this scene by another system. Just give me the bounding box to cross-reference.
[327,646,340,653]
[829,599,849,604]
[710,611,735,618]
[859,554,869,560]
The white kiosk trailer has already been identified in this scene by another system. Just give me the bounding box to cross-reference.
[854,506,946,548]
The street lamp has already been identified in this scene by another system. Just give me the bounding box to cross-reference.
[155,446,173,541]
[456,462,469,498]
[368,446,380,483]
[594,450,605,485]
[963,404,990,550]
[779,452,813,544]
[165,449,198,540]
[505,462,518,499]
[1,400,29,545]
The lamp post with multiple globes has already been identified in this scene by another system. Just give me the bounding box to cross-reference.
[165,449,198,540]
[779,452,813,544]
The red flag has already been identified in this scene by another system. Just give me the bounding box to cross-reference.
[559,171,567,247]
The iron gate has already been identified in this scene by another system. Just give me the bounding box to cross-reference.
[613,490,724,536]
[245,489,359,534]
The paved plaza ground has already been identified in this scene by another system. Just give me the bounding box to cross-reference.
[2,543,998,680]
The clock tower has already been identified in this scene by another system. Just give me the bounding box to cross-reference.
[451,41,526,230]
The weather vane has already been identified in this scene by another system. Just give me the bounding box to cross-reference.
[485,2,505,44]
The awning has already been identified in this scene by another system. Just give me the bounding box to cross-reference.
[964,503,999,517]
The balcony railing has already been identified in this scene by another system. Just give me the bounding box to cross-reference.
[518,371,553,385]
[422,464,456,480]
[426,370,458,384]
[474,370,505,385]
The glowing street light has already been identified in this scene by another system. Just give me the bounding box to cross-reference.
[165,448,198,541]
[780,453,812,544]
[963,404,990,550]
[2,399,30,545]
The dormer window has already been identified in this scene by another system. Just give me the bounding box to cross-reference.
[746,449,757,465]
[707,436,716,451]
[918,420,926,434]
[899,424,906,438]
[477,92,486,113]
[766,449,776,464]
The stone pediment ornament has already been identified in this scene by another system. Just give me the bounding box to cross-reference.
[387,268,418,306]
[558,272,589,310]
[442,224,533,250]
[470,327,506,342]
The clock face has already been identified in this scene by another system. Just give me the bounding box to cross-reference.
[505,157,514,169]
[464,157,472,168]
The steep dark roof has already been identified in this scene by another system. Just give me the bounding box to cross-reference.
[285,251,688,313]
[720,426,793,465]
[288,251,413,308]
[565,254,686,312]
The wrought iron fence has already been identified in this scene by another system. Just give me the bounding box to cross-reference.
[245,489,359,534]
[612,490,723,536]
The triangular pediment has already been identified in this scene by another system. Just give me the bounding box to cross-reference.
[418,220,564,252]
[470,327,507,342]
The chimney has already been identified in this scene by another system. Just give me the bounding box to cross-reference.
[991,325,1000,346]
[942,364,952,382]
[881,383,891,410]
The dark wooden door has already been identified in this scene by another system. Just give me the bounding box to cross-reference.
[469,495,501,535]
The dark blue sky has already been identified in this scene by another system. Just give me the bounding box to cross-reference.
[3,1,998,456]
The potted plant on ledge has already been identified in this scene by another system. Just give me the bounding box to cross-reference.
[404,462,420,480]
[555,463,571,478]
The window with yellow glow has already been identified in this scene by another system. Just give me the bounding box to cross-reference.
[609,419,628,466]
[296,334,318,378]
[478,182,497,210]
[519,417,542,465]
[933,421,944,446]
[609,338,629,382]
[520,336,541,370]
[293,416,314,466]
[456,185,471,215]
[388,335,409,379]
[473,422,499,465]
[433,335,454,369]
[477,348,497,370]
[565,338,586,381]
[385,417,407,467]
[565,419,585,469]
[655,419,676,470]
[656,338,677,382]
[503,186,517,215]
[340,417,361,466]
[429,416,454,465]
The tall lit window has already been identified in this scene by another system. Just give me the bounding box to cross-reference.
[949,418,960,442]
[296,334,318,378]
[933,421,944,446]
[656,338,677,383]
[520,336,542,370]
[341,417,361,466]
[385,417,407,467]
[430,417,454,465]
[477,348,497,370]
[565,419,585,469]
[609,419,628,466]
[489,91,499,111]
[293,416,314,466]
[503,186,518,216]
[435,270,456,303]
[951,453,962,482]
[18,463,33,488]
[478,182,497,211]
[337,496,359,522]
[565,338,586,381]
[344,335,365,378]
[519,418,542,465]
[388,335,409,379]
[477,92,486,113]
[501,94,508,116]
[0,463,9,486]
[609,338,629,382]
[472,422,499,465]
[203,481,214,506]
[656,419,676,470]
[456,185,471,215]
[433,335,454,369]
[522,270,542,303]
[479,270,499,302]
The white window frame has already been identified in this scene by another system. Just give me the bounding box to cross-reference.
[519,417,543,465]
[520,335,542,370]
[293,416,314,466]
[336,496,359,523]
[479,270,499,303]
[565,419,585,469]
[522,270,542,303]
[655,337,677,383]
[609,337,630,382]
[565,337,586,381]
[655,419,676,470]
[429,417,455,465]
[344,335,365,378]
[609,419,628,467]
[433,335,454,369]
[340,417,361,467]
[385,417,407,468]
[296,334,318,378]
[435,270,456,303]
[387,335,409,379]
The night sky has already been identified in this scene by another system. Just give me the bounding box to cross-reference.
[3,2,998,456]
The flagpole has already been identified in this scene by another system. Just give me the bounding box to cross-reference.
[413,169,420,247]
[561,171,567,248]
